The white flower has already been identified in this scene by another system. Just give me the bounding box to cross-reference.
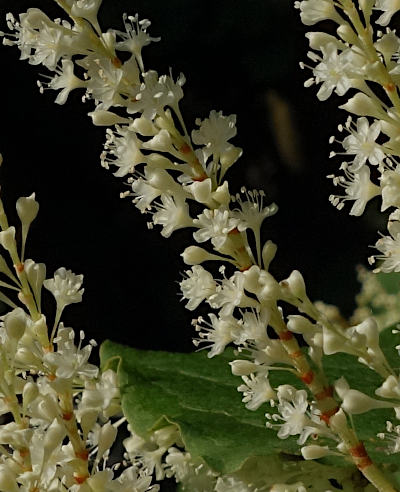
[294,0,342,25]
[6,10,76,70]
[328,164,380,216]
[78,55,128,110]
[43,325,98,380]
[101,125,146,177]
[275,386,309,439]
[128,70,185,119]
[130,167,183,212]
[179,265,216,311]
[342,117,385,170]
[192,110,238,161]
[312,44,355,101]
[193,313,240,357]
[114,14,160,71]
[131,177,161,212]
[193,207,238,249]
[208,270,258,316]
[43,267,84,310]
[152,194,192,237]
[231,188,278,233]
[44,58,86,105]
[77,369,120,426]
[266,385,332,445]
[375,0,400,26]
[236,308,269,347]
[238,373,276,410]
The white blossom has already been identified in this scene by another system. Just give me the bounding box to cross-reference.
[193,313,240,357]
[342,117,385,170]
[238,373,276,410]
[193,207,239,249]
[192,110,240,162]
[101,124,146,177]
[44,267,84,310]
[328,164,380,216]
[311,44,355,101]
[179,265,216,311]
[152,194,193,237]
[231,188,278,233]
[114,14,160,71]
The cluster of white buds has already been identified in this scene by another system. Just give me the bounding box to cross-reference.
[3,0,400,490]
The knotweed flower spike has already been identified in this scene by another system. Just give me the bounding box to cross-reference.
[2,0,400,490]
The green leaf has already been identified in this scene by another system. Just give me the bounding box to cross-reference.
[100,341,299,474]
[100,324,400,476]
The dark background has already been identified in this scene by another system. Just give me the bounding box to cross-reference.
[0,0,384,353]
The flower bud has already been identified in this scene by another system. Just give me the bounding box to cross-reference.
[212,181,230,206]
[329,408,348,434]
[229,360,259,376]
[335,377,395,414]
[341,389,394,414]
[261,240,277,270]
[25,259,46,307]
[220,145,242,171]
[22,381,38,407]
[0,226,15,253]
[181,246,219,265]
[359,0,374,16]
[186,178,212,203]
[44,418,66,451]
[4,308,27,340]
[132,116,157,136]
[301,445,331,460]
[32,315,49,345]
[354,318,379,350]
[37,397,60,421]
[15,347,41,367]
[340,93,387,119]
[89,110,130,126]
[16,193,39,228]
[287,315,314,334]
[280,270,307,300]
[96,422,117,460]
[322,325,345,355]
[336,24,359,45]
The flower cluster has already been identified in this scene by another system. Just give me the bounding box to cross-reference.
[3,0,400,491]
[296,0,400,273]
[0,190,160,490]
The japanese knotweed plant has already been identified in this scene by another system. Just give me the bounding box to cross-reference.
[2,0,400,491]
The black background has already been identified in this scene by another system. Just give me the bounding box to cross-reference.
[0,0,384,354]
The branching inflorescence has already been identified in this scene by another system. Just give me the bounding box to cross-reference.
[1,0,400,490]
